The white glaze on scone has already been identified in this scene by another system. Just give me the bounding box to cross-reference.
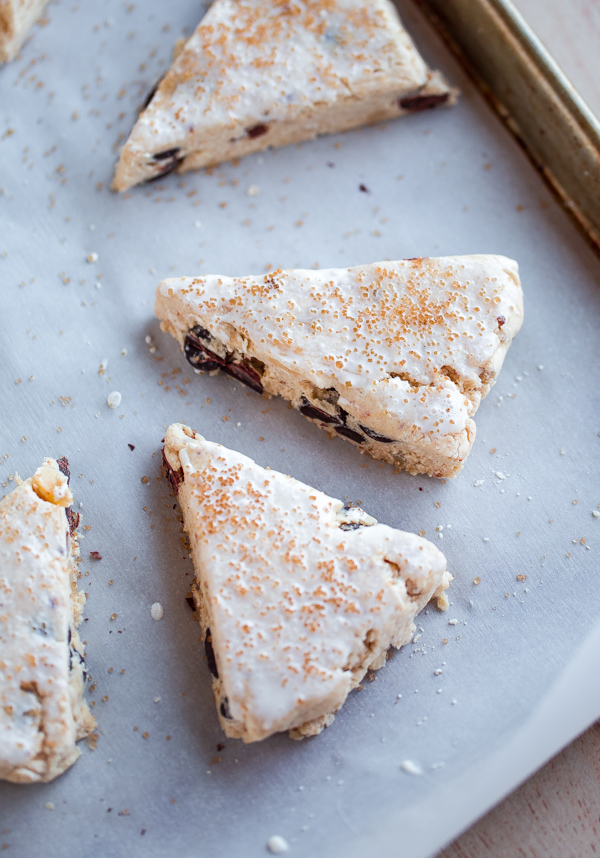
[0,459,95,783]
[113,0,455,191]
[0,0,49,63]
[156,255,524,478]
[164,423,450,742]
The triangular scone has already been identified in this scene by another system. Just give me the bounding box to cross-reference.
[163,423,450,742]
[0,458,95,783]
[113,0,454,191]
[156,255,524,479]
[0,0,49,63]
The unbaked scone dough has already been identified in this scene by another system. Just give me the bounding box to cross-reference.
[113,0,455,191]
[0,0,49,64]
[0,458,95,783]
[156,256,524,478]
[163,423,450,742]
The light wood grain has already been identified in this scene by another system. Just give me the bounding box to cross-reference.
[438,724,600,858]
[512,0,600,117]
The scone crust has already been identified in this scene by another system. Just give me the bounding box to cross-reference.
[0,459,94,783]
[113,0,455,190]
[164,423,449,742]
[156,256,524,478]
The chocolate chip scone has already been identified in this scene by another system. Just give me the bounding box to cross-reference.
[0,458,95,783]
[156,256,524,479]
[0,0,49,63]
[163,423,450,742]
[113,0,455,191]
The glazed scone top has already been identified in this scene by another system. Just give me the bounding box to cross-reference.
[156,256,523,443]
[165,424,448,737]
[124,0,429,155]
[0,460,82,782]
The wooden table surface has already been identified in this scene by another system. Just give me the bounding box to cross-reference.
[436,3,600,855]
[439,724,600,857]
[513,0,600,117]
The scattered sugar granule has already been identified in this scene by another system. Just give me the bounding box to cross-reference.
[44,802,54,811]
[247,184,260,197]
[150,603,164,621]
[592,510,600,518]
[86,252,98,263]
[107,391,122,409]
[267,835,290,854]
[448,618,458,626]
[98,358,107,375]
[434,668,442,676]
[400,760,422,776]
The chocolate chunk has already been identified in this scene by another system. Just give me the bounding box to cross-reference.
[56,457,70,480]
[65,507,80,534]
[146,148,184,182]
[219,698,232,720]
[399,92,449,112]
[189,324,212,341]
[497,315,506,327]
[246,123,269,139]
[204,630,219,678]
[299,397,342,425]
[142,81,160,110]
[128,444,135,451]
[334,425,364,444]
[359,183,370,194]
[220,360,263,394]
[339,522,364,531]
[89,551,102,560]
[359,424,396,443]
[184,328,225,372]
[185,326,264,393]
[162,447,183,493]
[185,596,196,612]
[152,147,182,161]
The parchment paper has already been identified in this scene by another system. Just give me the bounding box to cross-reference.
[1,1,599,856]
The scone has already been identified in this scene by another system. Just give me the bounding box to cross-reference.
[0,458,95,783]
[113,0,455,191]
[156,256,524,479]
[0,0,49,63]
[163,423,450,742]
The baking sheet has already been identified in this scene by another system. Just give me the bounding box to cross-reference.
[1,1,600,856]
